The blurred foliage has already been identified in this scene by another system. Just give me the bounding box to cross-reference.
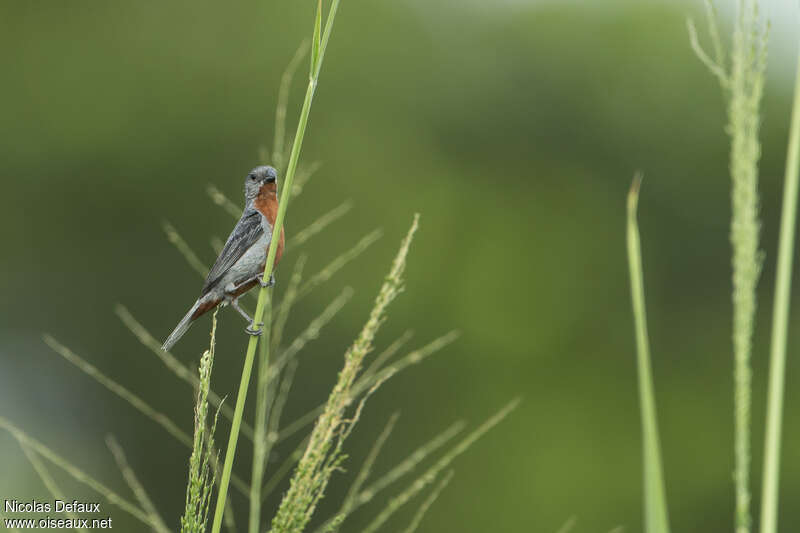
[2,1,800,531]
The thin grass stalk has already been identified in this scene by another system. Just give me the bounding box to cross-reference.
[361,330,414,382]
[401,469,454,533]
[286,201,352,251]
[324,419,466,521]
[19,444,87,532]
[264,358,299,461]
[210,2,340,530]
[45,328,249,500]
[163,221,209,278]
[290,161,323,198]
[314,414,399,533]
[43,335,193,447]
[343,412,399,509]
[626,175,670,533]
[296,229,383,299]
[105,435,170,533]
[278,331,458,445]
[361,399,519,533]
[0,417,151,525]
[353,332,460,397]
[206,185,244,220]
[274,40,311,173]
[271,255,307,354]
[760,40,800,533]
[262,437,310,499]
[268,287,354,387]
[258,359,301,486]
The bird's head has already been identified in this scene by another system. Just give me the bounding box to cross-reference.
[244,165,278,201]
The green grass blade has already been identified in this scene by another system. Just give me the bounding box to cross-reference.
[760,40,800,533]
[626,175,670,533]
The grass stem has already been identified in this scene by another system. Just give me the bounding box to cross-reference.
[759,40,800,533]
[210,2,341,530]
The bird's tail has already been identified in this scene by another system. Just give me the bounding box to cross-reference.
[162,301,200,351]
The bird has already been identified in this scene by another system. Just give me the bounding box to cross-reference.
[162,165,285,351]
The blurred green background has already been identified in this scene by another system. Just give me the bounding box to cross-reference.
[3,0,800,531]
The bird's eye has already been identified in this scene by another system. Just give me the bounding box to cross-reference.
[249,174,257,181]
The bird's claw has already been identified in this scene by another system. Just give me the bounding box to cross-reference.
[259,274,275,288]
[245,323,264,336]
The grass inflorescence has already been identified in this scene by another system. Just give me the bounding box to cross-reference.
[689,3,768,531]
[181,312,221,533]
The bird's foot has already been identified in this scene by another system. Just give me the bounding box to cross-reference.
[245,323,264,337]
[259,273,275,288]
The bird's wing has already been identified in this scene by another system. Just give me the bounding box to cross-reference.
[201,208,264,295]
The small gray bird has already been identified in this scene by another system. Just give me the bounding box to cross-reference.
[162,166,285,351]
